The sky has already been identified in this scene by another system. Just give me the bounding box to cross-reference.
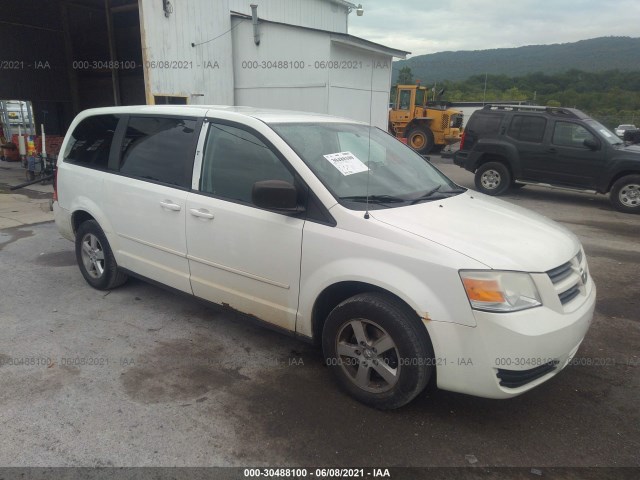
[347,0,640,58]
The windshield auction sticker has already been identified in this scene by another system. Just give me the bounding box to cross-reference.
[323,151,370,176]
[599,129,613,138]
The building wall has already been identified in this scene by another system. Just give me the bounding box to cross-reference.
[232,20,393,129]
[228,0,349,33]
[138,0,234,105]
[328,41,392,129]
[232,20,331,114]
[140,0,394,129]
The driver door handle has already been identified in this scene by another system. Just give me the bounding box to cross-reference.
[547,147,557,153]
[189,208,214,220]
[159,200,182,211]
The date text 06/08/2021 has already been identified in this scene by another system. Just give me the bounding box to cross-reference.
[243,468,391,478]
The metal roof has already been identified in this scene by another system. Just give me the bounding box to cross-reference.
[231,11,409,58]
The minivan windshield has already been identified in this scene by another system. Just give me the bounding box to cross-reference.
[271,122,464,210]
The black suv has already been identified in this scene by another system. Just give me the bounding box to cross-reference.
[454,105,640,213]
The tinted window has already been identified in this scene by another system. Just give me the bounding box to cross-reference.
[552,122,596,148]
[467,113,503,135]
[399,90,411,110]
[200,123,294,204]
[508,115,546,143]
[119,116,197,187]
[65,115,118,169]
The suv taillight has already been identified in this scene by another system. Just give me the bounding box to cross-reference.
[459,131,466,150]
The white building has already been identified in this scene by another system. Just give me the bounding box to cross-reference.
[138,0,407,129]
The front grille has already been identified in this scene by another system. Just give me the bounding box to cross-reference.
[497,361,559,388]
[547,261,573,283]
[441,114,449,130]
[547,253,588,307]
[558,285,580,304]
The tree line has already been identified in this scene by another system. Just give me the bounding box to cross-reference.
[395,67,640,128]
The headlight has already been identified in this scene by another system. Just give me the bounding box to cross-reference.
[459,270,542,312]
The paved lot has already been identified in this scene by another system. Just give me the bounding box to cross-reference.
[0,156,638,470]
[0,160,54,228]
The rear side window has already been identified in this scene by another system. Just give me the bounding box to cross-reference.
[508,115,546,143]
[65,114,118,169]
[119,116,197,188]
[467,113,503,135]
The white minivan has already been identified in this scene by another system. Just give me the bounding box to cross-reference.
[54,105,596,409]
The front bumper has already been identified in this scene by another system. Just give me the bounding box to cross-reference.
[427,281,596,399]
[453,150,468,167]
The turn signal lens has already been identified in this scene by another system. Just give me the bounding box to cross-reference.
[462,278,505,303]
[459,270,542,313]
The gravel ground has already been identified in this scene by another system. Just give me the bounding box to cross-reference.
[0,156,638,474]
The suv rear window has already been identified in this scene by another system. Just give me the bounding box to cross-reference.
[65,114,119,169]
[119,116,197,188]
[508,115,546,143]
[467,113,504,135]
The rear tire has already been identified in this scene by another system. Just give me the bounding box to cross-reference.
[475,162,512,195]
[322,292,433,409]
[610,174,640,214]
[407,126,435,155]
[75,220,128,290]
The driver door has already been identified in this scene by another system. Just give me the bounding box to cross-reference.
[185,121,305,331]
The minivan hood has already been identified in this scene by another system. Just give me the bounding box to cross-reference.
[370,192,579,272]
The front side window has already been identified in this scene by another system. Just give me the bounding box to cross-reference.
[119,116,197,187]
[200,123,294,204]
[552,122,596,148]
[65,114,119,169]
[399,90,411,110]
[508,115,546,143]
[271,122,462,210]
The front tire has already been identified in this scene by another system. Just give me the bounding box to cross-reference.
[75,220,128,290]
[407,126,435,155]
[322,292,433,409]
[610,174,640,213]
[475,161,512,195]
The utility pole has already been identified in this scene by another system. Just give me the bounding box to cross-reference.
[482,73,488,105]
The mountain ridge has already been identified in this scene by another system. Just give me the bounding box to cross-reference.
[392,36,640,84]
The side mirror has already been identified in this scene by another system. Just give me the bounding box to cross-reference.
[252,180,301,212]
[583,138,599,150]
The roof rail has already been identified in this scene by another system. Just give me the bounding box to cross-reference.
[481,104,581,118]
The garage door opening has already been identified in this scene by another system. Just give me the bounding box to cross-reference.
[0,0,145,136]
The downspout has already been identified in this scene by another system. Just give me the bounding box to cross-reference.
[250,4,260,45]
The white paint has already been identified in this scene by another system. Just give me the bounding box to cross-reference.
[55,105,595,401]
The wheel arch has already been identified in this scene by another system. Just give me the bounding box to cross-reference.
[71,210,96,235]
[310,281,434,352]
[473,153,513,176]
[605,170,640,193]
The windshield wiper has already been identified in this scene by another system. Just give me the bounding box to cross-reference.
[340,194,408,204]
[410,185,441,204]
[410,185,465,204]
